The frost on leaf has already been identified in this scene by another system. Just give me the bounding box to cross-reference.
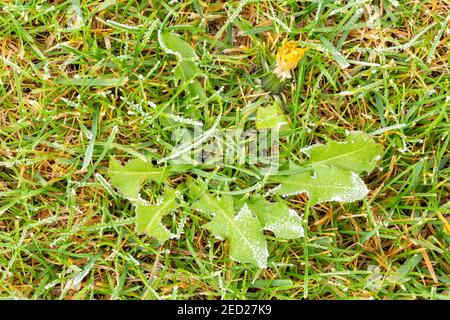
[108,157,170,200]
[135,187,178,243]
[247,197,304,239]
[271,165,369,204]
[158,31,205,100]
[228,204,269,268]
[301,132,383,175]
[158,31,198,61]
[192,191,268,268]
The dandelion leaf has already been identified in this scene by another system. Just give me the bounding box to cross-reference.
[302,132,383,174]
[248,197,304,239]
[188,80,207,101]
[255,103,288,130]
[192,192,268,268]
[108,158,170,199]
[271,165,369,204]
[135,187,178,243]
[158,32,198,61]
[174,60,202,81]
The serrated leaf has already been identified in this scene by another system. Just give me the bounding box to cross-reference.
[302,132,383,174]
[255,103,288,130]
[192,192,268,268]
[159,32,198,61]
[227,204,268,268]
[193,191,234,239]
[271,165,369,204]
[247,197,304,239]
[135,187,178,243]
[160,34,206,100]
[108,158,170,200]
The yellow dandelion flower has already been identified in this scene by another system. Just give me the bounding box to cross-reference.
[261,41,308,95]
[274,41,308,80]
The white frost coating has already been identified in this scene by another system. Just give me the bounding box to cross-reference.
[174,190,183,200]
[268,6,291,32]
[329,0,365,15]
[213,271,226,296]
[287,209,304,237]
[126,253,140,266]
[287,208,297,217]
[66,4,84,30]
[330,172,369,202]
[0,160,22,168]
[134,194,151,206]
[387,0,399,7]
[120,95,153,123]
[63,261,94,291]
[264,184,282,196]
[265,208,304,238]
[281,189,311,198]
[174,210,187,239]
[43,63,50,80]
[233,204,269,268]
[166,227,177,241]
[345,129,364,136]
[157,29,182,61]
[234,203,252,221]
[61,97,80,108]
[154,195,164,206]
[369,123,407,135]
[168,114,203,126]
[249,243,269,269]
[192,206,218,219]
[97,90,111,97]
[300,143,324,156]
[105,19,142,30]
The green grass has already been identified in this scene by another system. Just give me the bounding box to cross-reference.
[0,0,449,299]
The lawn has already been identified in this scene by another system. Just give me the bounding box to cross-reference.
[0,0,449,300]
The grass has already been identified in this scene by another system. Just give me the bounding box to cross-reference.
[0,0,449,300]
